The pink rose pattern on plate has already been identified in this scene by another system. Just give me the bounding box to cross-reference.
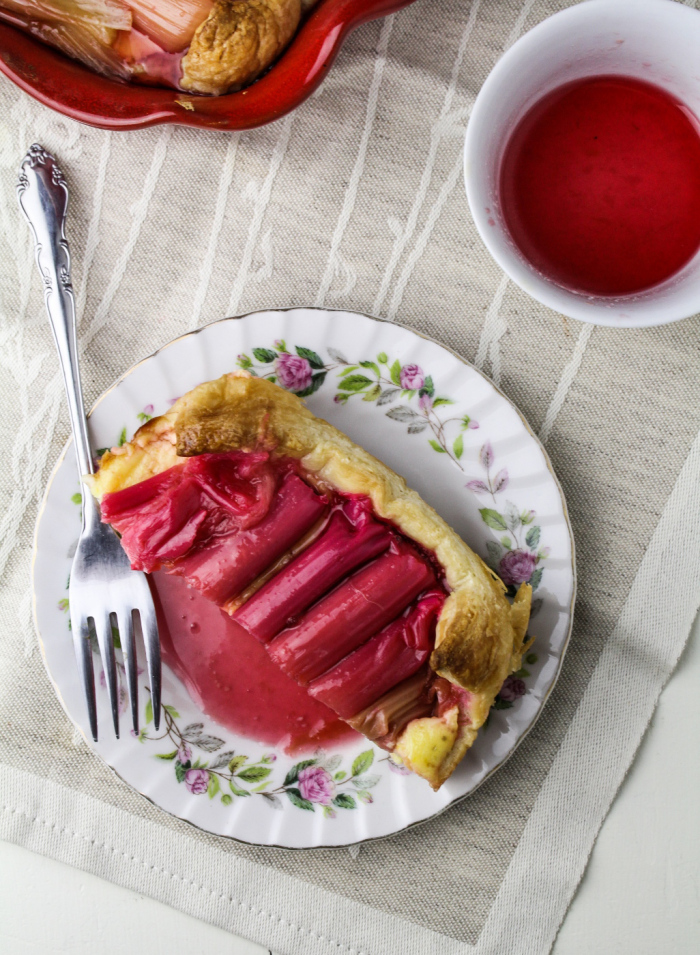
[70,338,544,815]
[237,344,479,467]
[131,694,380,816]
[185,768,210,794]
[275,353,313,392]
[237,340,327,398]
[298,765,335,805]
[499,675,527,702]
[499,549,538,587]
[493,664,537,711]
[399,363,425,390]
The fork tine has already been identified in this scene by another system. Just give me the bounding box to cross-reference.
[72,615,97,742]
[118,609,139,734]
[94,613,119,738]
[139,603,161,731]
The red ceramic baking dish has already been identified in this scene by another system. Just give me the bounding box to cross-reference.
[0,0,417,131]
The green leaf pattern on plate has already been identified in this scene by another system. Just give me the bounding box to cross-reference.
[137,697,382,817]
[465,441,549,597]
[236,342,481,468]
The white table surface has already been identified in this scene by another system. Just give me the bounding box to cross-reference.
[2,609,699,955]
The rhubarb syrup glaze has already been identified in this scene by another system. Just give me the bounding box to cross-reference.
[151,569,359,754]
[500,76,700,295]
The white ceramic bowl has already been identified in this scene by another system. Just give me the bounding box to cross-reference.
[464,0,700,328]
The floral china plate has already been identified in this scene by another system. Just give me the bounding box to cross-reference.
[33,308,575,848]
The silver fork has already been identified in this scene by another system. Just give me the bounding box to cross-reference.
[17,143,161,741]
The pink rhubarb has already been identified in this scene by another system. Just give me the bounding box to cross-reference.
[347,667,435,743]
[307,590,445,718]
[233,497,392,643]
[268,540,436,685]
[100,452,327,600]
[171,472,327,604]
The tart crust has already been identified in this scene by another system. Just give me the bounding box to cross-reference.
[89,373,531,789]
[181,0,302,95]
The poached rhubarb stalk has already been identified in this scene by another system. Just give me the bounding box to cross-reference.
[233,498,392,643]
[0,0,135,81]
[347,667,435,743]
[171,472,326,604]
[0,0,132,33]
[0,0,205,85]
[100,453,328,603]
[100,451,281,572]
[125,0,212,52]
[267,540,436,685]
[101,469,212,571]
[307,591,445,718]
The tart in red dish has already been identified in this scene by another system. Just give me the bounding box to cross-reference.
[0,0,316,95]
[0,0,418,131]
[88,373,531,789]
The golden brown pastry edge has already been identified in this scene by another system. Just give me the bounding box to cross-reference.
[181,0,302,95]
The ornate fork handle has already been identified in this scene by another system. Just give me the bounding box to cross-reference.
[17,144,94,486]
[17,143,161,740]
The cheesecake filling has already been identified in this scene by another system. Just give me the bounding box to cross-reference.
[101,449,471,754]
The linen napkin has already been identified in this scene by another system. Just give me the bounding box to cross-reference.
[1,1,700,953]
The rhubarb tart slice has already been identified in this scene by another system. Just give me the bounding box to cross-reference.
[88,373,532,790]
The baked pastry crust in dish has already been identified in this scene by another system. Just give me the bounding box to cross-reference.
[0,1,419,131]
[89,373,531,789]
[181,0,307,94]
[0,0,318,95]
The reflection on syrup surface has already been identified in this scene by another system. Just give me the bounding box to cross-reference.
[150,570,358,755]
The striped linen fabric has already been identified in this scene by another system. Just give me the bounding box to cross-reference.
[1,2,700,953]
